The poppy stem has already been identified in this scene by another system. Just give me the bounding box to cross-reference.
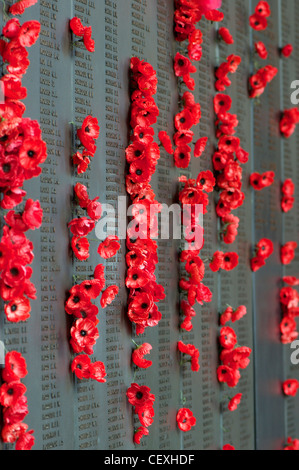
[132,339,139,348]
[0,0,10,21]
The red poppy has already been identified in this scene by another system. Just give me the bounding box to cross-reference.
[217,365,241,388]
[196,170,215,193]
[218,27,234,44]
[220,306,233,326]
[71,236,90,261]
[2,422,29,444]
[255,41,268,59]
[283,277,299,287]
[3,395,29,425]
[210,251,224,272]
[68,217,95,237]
[77,115,100,151]
[71,355,91,380]
[2,351,28,383]
[134,427,149,445]
[18,20,41,47]
[126,383,155,409]
[174,52,197,77]
[282,179,295,197]
[281,242,297,265]
[22,199,43,230]
[89,362,107,383]
[222,252,239,271]
[15,431,35,451]
[174,145,191,168]
[250,171,275,190]
[100,285,119,308]
[70,318,99,353]
[72,150,91,173]
[4,297,31,323]
[83,27,95,53]
[284,437,299,451]
[256,238,274,259]
[9,0,38,15]
[132,343,152,369]
[194,137,208,158]
[282,44,293,58]
[232,305,247,323]
[158,131,174,154]
[19,138,47,170]
[282,196,295,213]
[220,327,237,350]
[178,341,200,372]
[214,93,232,116]
[250,13,268,31]
[70,17,86,36]
[0,381,27,408]
[223,444,235,451]
[251,256,266,272]
[176,408,196,432]
[283,380,299,397]
[228,393,242,411]
[98,235,120,259]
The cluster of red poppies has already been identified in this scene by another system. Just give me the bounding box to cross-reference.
[126,57,164,339]
[284,437,299,451]
[249,1,271,31]
[215,54,241,92]
[250,238,273,272]
[217,325,252,390]
[218,306,250,410]
[125,57,164,444]
[66,155,119,382]
[248,3,278,98]
[213,92,247,247]
[0,16,47,327]
[0,351,34,450]
[72,115,100,174]
[70,17,95,53]
[126,383,155,445]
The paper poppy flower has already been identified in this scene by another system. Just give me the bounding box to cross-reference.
[218,27,234,44]
[176,408,196,432]
[256,238,274,259]
[132,343,153,369]
[126,383,155,409]
[210,251,224,272]
[217,365,241,388]
[15,430,35,451]
[77,115,100,151]
[220,327,237,350]
[255,41,268,59]
[89,362,107,383]
[250,171,274,190]
[283,380,299,397]
[223,444,235,450]
[134,426,149,445]
[214,93,232,116]
[281,242,297,265]
[158,131,174,154]
[70,318,99,352]
[71,355,91,380]
[100,285,119,308]
[68,217,95,237]
[222,252,239,271]
[98,235,120,259]
[9,0,38,15]
[71,236,90,261]
[0,381,27,408]
[281,44,293,58]
[2,351,28,383]
[228,393,242,411]
[4,297,31,323]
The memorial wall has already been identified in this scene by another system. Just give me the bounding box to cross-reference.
[0,0,299,451]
